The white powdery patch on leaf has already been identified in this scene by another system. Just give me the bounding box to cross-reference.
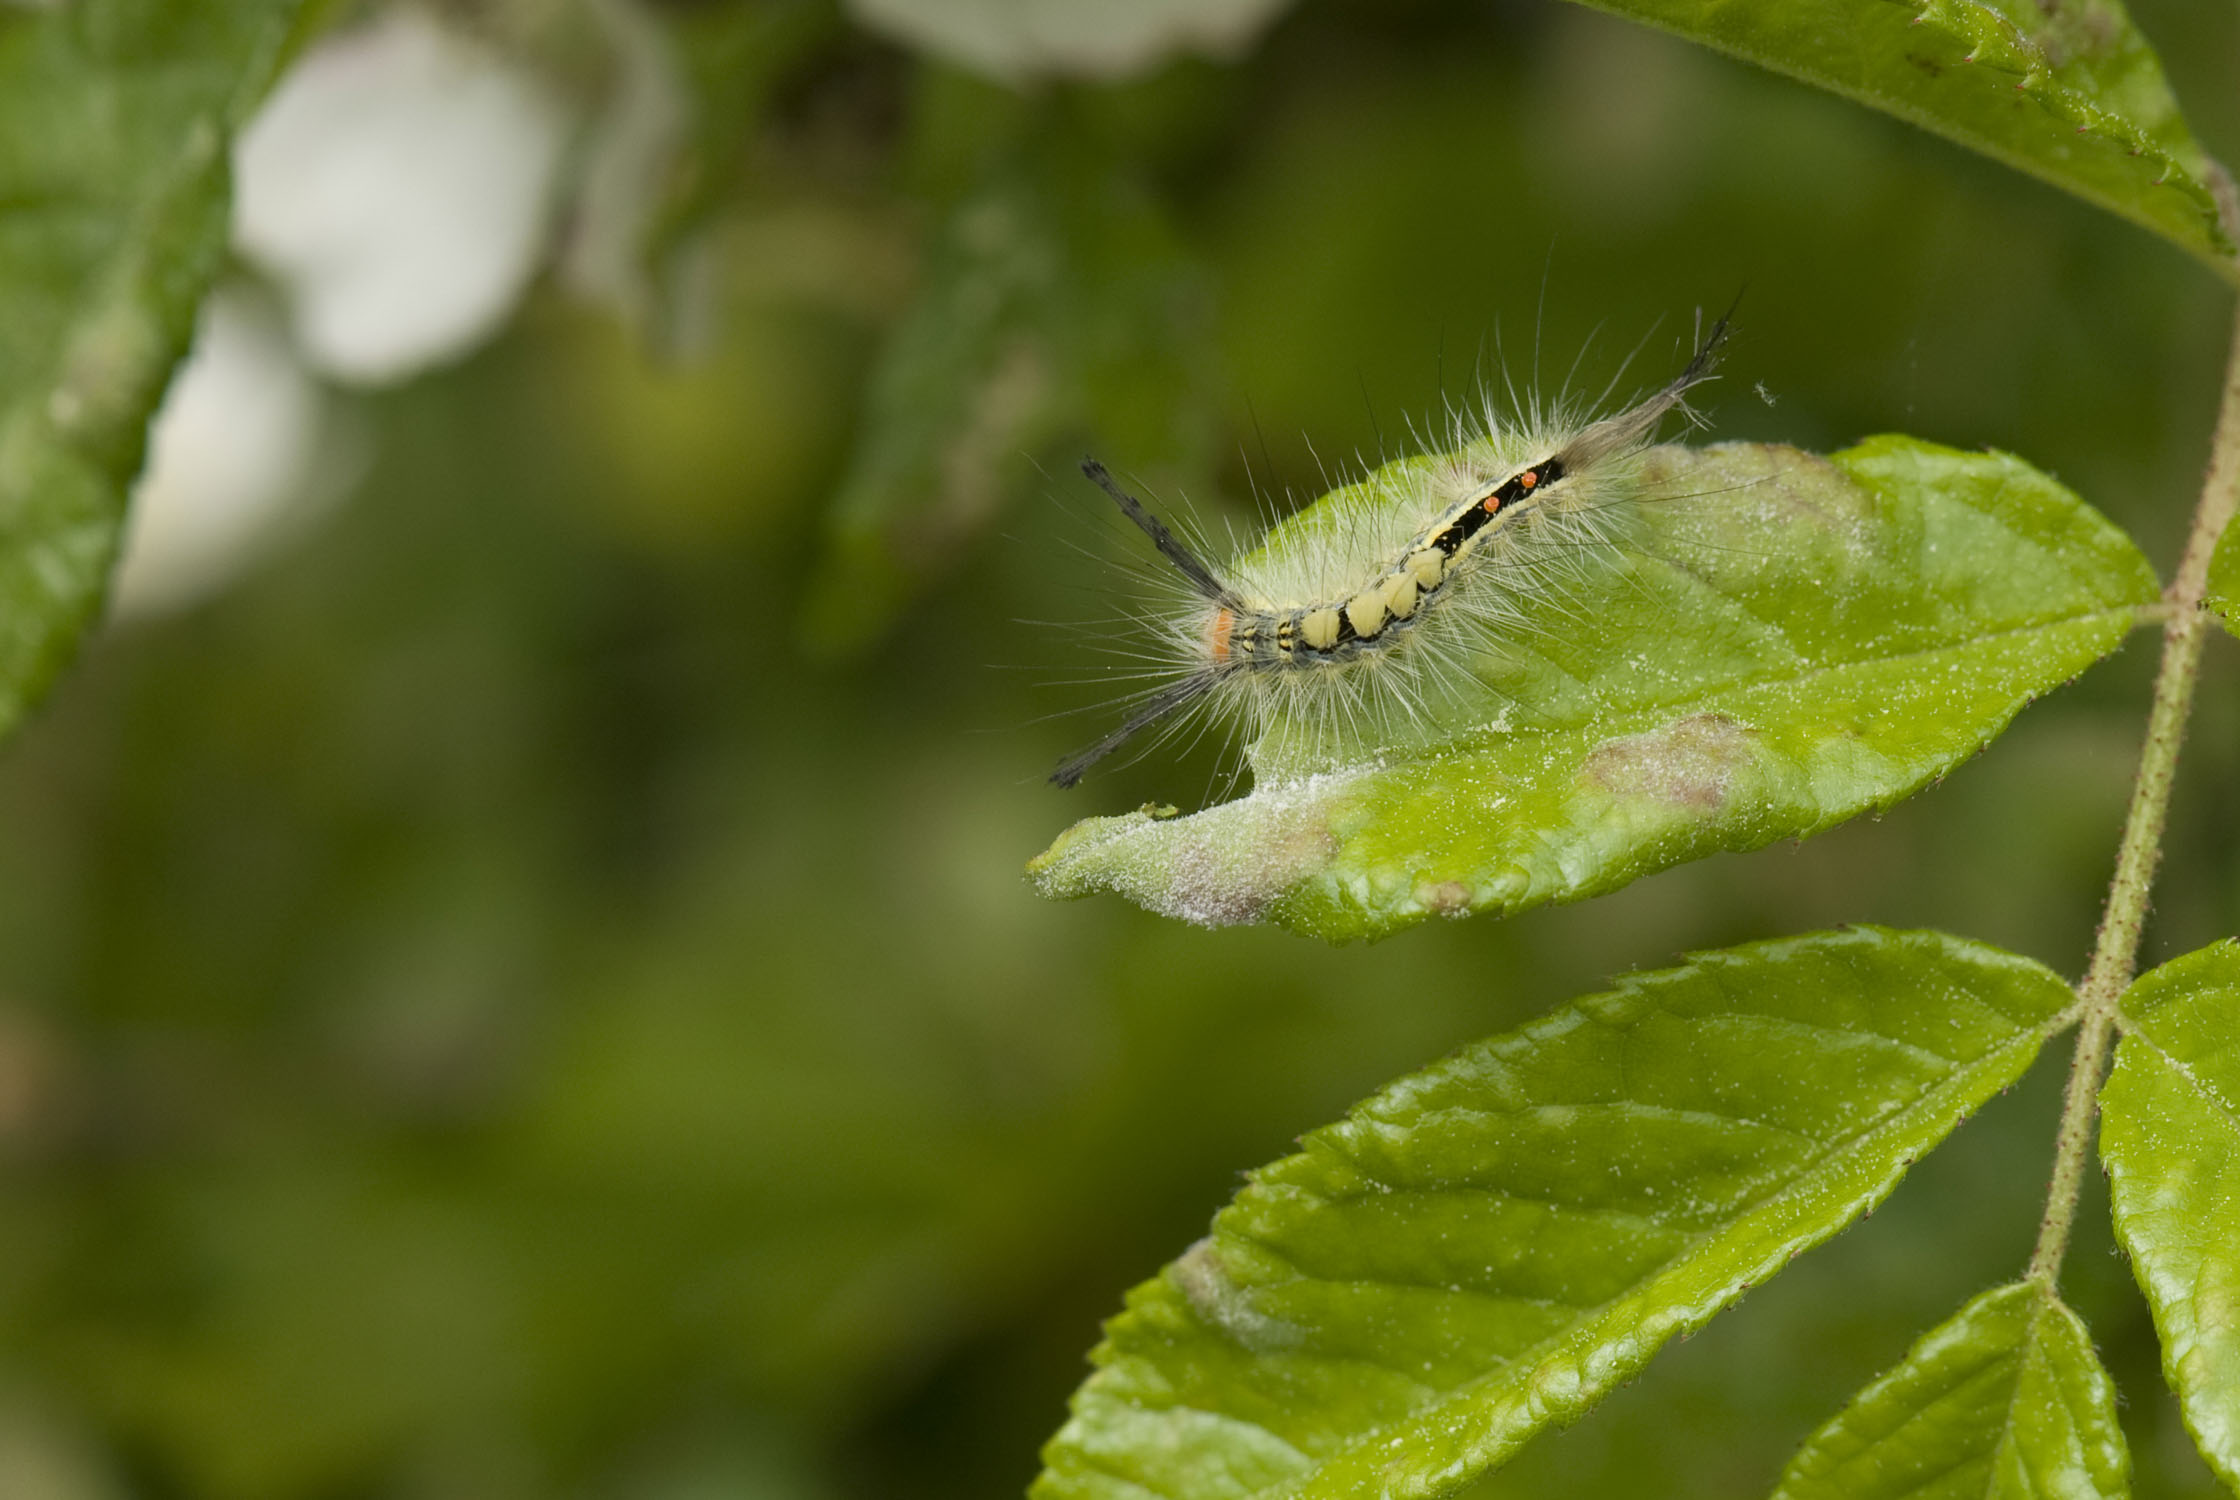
[232,5,569,385]
[1029,771,1353,927]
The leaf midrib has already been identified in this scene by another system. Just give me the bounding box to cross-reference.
[1982,1291,2062,1500]
[1257,601,2150,796]
[1527,602,2145,748]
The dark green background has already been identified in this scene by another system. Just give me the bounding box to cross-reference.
[0,0,2235,1495]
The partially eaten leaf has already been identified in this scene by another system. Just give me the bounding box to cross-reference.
[1032,437,2156,941]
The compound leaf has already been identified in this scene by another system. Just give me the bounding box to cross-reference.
[2101,939,2240,1492]
[1773,1281,2127,1500]
[1036,928,2075,1500]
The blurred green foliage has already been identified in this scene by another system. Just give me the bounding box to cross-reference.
[0,0,2235,1497]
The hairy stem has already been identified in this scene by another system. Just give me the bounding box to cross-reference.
[2027,278,2240,1290]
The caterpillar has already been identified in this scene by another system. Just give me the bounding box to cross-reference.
[1051,312,1731,790]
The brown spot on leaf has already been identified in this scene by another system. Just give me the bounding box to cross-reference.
[1418,880,1472,916]
[1582,712,1759,812]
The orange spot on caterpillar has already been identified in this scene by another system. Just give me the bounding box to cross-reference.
[1521,470,1539,488]
[1206,609,1234,663]
[1481,495,1500,512]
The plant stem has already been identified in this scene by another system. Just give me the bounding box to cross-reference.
[2027,279,2240,1290]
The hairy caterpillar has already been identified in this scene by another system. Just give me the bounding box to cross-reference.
[1051,312,1731,790]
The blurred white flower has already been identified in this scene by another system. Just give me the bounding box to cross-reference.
[844,0,1296,80]
[232,6,569,385]
[113,288,328,621]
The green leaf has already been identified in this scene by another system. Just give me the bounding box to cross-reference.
[1035,928,2076,1500]
[0,0,306,740]
[1772,1282,2128,1500]
[2208,513,2239,636]
[1032,437,2157,941]
[806,122,1217,651]
[1568,0,2235,279]
[2100,938,2240,1493]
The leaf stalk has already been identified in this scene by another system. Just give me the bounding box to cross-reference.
[2028,270,2240,1289]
